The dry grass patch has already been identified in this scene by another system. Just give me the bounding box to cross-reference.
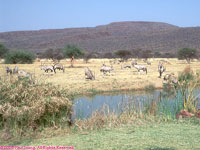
[0,76,73,139]
[1,58,200,94]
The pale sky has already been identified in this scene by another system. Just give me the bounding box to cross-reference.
[0,0,200,32]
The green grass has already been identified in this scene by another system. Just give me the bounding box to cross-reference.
[1,121,200,150]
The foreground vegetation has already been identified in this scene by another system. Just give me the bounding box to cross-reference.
[0,76,73,138]
[1,120,200,150]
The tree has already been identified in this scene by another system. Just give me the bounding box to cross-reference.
[62,44,84,67]
[178,48,197,63]
[4,50,35,64]
[114,50,131,61]
[0,43,9,58]
[42,48,63,62]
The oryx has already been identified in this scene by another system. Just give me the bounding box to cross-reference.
[53,63,65,73]
[40,65,55,73]
[6,67,12,75]
[158,62,166,78]
[100,64,114,75]
[13,66,18,74]
[132,62,147,74]
[121,64,131,69]
[85,67,95,80]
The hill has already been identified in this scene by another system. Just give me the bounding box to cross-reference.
[0,21,200,54]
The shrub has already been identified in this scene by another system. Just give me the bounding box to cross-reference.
[114,50,131,61]
[4,50,35,64]
[0,76,73,135]
[0,43,9,58]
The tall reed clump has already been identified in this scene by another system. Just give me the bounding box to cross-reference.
[160,66,200,118]
[176,66,200,113]
[0,76,73,136]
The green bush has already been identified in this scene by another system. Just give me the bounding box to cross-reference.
[0,43,9,58]
[4,50,35,64]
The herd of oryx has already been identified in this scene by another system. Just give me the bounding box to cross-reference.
[4,59,177,85]
[4,62,65,80]
[5,66,31,78]
[85,59,177,85]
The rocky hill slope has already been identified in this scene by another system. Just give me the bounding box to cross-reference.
[0,21,200,54]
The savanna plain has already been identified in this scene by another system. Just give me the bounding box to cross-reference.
[1,58,200,94]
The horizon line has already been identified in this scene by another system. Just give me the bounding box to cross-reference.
[1,20,200,33]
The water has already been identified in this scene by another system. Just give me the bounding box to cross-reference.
[72,89,200,120]
[72,90,162,120]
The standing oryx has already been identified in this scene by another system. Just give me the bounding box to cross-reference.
[158,62,166,78]
[40,65,55,73]
[85,67,95,80]
[100,64,114,75]
[13,66,18,74]
[53,63,65,73]
[132,62,147,74]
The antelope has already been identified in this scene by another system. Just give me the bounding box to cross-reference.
[6,67,12,75]
[18,70,34,83]
[53,63,65,73]
[13,66,18,74]
[100,64,114,75]
[164,73,178,85]
[132,62,147,74]
[121,64,131,69]
[143,59,151,65]
[159,60,171,65]
[117,59,124,64]
[40,65,55,73]
[158,62,166,78]
[85,67,95,80]
[18,70,31,78]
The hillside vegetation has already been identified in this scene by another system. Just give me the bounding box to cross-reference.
[0,21,200,54]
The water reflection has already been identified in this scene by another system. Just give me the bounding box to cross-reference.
[72,89,200,120]
[72,90,162,120]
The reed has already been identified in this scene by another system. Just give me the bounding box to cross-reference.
[158,66,200,119]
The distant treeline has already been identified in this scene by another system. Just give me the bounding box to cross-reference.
[36,48,178,60]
